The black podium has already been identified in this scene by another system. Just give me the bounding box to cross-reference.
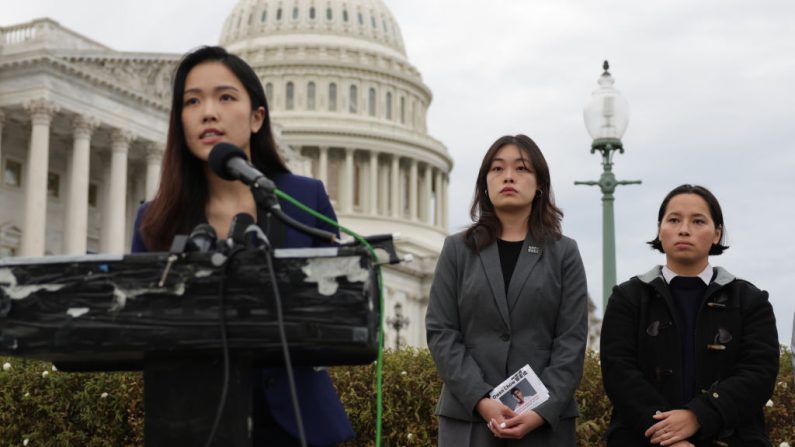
[0,248,379,446]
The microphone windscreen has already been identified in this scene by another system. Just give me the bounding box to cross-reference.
[208,142,247,180]
[228,212,256,245]
[188,223,217,252]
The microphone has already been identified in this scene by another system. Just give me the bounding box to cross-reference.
[187,223,217,252]
[226,212,255,248]
[208,143,276,192]
[208,143,338,245]
[244,224,271,250]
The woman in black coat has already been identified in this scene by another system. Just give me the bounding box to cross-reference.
[600,184,779,447]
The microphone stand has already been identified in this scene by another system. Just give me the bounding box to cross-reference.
[246,184,311,447]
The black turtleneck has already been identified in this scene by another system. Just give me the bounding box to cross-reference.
[668,276,708,404]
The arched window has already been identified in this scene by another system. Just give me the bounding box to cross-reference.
[326,7,333,20]
[343,9,349,22]
[261,9,267,22]
[385,92,392,120]
[286,82,294,110]
[357,12,363,25]
[349,85,358,113]
[276,8,282,20]
[400,96,405,124]
[368,88,376,116]
[292,6,299,20]
[309,7,316,19]
[265,82,274,104]
[307,82,316,110]
[371,15,376,29]
[329,83,337,111]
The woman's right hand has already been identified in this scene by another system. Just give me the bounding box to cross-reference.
[476,398,516,430]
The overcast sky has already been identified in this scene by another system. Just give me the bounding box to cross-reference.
[3,0,794,344]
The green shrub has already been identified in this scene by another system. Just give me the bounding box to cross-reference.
[0,349,792,446]
[329,348,794,447]
[0,359,143,446]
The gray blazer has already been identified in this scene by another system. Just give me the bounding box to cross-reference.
[426,230,588,433]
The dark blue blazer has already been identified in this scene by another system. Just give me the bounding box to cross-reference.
[131,173,354,446]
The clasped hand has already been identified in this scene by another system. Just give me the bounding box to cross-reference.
[476,398,544,439]
[644,409,700,446]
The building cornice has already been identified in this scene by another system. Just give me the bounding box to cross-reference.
[0,51,176,113]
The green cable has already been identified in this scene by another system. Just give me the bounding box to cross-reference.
[274,188,385,447]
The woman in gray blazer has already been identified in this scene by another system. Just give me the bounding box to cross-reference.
[426,135,589,446]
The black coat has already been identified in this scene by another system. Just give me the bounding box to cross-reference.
[600,266,779,447]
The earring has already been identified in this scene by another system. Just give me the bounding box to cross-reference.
[535,189,543,198]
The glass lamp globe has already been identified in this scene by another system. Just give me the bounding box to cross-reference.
[583,61,629,144]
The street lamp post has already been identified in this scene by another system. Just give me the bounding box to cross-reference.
[385,302,410,350]
[575,61,641,312]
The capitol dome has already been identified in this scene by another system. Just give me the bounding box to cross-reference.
[220,0,407,58]
[218,0,452,257]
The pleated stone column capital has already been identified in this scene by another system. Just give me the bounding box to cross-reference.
[64,115,99,255]
[72,115,99,138]
[21,99,59,256]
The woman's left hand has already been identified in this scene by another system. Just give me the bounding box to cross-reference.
[644,409,700,445]
[489,410,545,439]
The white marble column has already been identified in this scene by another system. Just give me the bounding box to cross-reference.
[145,142,164,201]
[379,160,389,215]
[21,99,59,256]
[434,168,443,228]
[369,151,379,215]
[442,173,449,229]
[107,130,133,254]
[390,155,400,218]
[318,146,328,187]
[342,148,354,213]
[420,164,431,223]
[0,110,5,164]
[409,159,418,221]
[64,115,98,255]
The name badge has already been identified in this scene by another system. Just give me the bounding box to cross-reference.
[527,246,543,255]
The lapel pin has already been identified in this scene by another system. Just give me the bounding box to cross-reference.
[527,246,542,255]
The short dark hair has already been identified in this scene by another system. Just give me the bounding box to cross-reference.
[141,46,289,250]
[647,184,729,255]
[464,135,562,251]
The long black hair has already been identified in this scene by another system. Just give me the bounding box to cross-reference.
[141,46,289,250]
[465,135,562,252]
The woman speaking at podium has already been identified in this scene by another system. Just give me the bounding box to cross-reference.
[131,46,353,446]
[426,135,589,445]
